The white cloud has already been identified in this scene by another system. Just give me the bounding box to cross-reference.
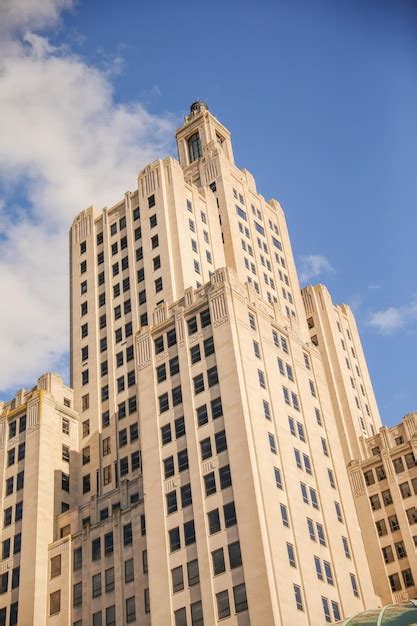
[0,1,175,394]
[298,254,335,284]
[0,0,73,35]
[346,294,362,314]
[368,301,417,334]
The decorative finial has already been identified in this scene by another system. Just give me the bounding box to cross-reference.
[189,101,209,116]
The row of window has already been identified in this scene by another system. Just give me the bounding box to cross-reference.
[211,540,242,576]
[200,430,227,460]
[2,532,21,559]
[370,489,393,510]
[382,540,408,563]
[154,328,177,354]
[118,422,139,448]
[193,367,218,395]
[215,583,248,620]
[53,590,150,623]
[207,502,237,534]
[389,568,415,592]
[376,508,417,536]
[156,356,180,383]
[0,603,18,626]
[4,471,24,498]
[203,464,232,496]
[190,336,214,364]
[174,600,203,626]
[163,450,189,478]
[0,566,19,594]
[169,520,196,552]
[166,483,192,514]
[313,555,334,585]
[3,501,23,527]
[7,414,26,440]
[161,416,186,445]
[6,442,25,467]
[159,385,183,413]
[196,397,223,426]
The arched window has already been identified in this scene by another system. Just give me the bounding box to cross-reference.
[188,132,202,163]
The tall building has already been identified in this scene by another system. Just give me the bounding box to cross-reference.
[135,268,380,626]
[61,102,379,625]
[302,284,382,463]
[0,373,79,626]
[348,413,417,605]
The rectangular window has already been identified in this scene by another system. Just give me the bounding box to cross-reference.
[342,536,351,558]
[274,467,283,489]
[233,583,248,613]
[322,597,331,623]
[207,366,218,387]
[204,472,216,496]
[193,374,204,394]
[294,584,304,611]
[350,573,359,597]
[124,558,134,583]
[224,501,237,527]
[191,601,203,626]
[268,433,277,454]
[212,548,226,575]
[106,605,116,626]
[208,509,221,534]
[171,565,184,593]
[181,483,192,508]
[102,533,113,557]
[219,465,232,489]
[315,556,323,580]
[324,561,334,585]
[50,590,61,616]
[123,523,133,546]
[178,449,189,472]
[50,555,61,579]
[92,573,102,598]
[287,542,296,567]
[216,590,230,619]
[215,430,227,453]
[281,504,289,528]
[335,501,343,522]
[73,582,82,607]
[126,597,136,623]
[169,527,181,552]
[166,490,178,515]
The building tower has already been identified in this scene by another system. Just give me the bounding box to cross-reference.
[302,284,382,463]
[61,102,380,626]
[0,373,79,626]
[348,413,417,605]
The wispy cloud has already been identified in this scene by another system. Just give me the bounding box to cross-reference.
[298,254,335,284]
[368,300,417,334]
[0,0,175,394]
[347,294,362,313]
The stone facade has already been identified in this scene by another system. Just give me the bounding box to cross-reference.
[0,373,79,626]
[0,103,408,625]
[348,414,417,604]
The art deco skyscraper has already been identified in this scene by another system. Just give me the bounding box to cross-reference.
[59,102,380,625]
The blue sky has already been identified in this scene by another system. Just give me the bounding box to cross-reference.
[1,0,416,426]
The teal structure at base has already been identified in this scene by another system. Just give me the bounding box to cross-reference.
[334,600,417,625]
